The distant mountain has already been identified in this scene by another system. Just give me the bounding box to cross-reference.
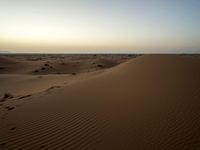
[0,50,12,54]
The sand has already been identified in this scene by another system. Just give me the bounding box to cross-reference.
[0,54,200,149]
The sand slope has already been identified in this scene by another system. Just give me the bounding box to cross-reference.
[0,55,200,149]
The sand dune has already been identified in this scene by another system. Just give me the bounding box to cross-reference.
[0,55,128,75]
[0,55,200,149]
[0,55,130,96]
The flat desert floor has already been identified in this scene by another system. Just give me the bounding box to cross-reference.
[0,54,200,149]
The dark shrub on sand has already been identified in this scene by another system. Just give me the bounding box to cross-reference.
[3,93,13,99]
[97,64,104,68]
[1,93,14,102]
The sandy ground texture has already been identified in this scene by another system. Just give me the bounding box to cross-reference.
[0,54,200,150]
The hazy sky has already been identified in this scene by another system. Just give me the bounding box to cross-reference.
[0,0,200,53]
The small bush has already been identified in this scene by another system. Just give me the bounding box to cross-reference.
[4,93,14,99]
[1,93,14,101]
[97,64,104,68]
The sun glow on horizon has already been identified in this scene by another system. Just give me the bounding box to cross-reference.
[0,0,200,53]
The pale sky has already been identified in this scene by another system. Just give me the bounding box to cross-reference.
[0,0,200,53]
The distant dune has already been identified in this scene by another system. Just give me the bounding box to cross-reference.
[0,55,200,149]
